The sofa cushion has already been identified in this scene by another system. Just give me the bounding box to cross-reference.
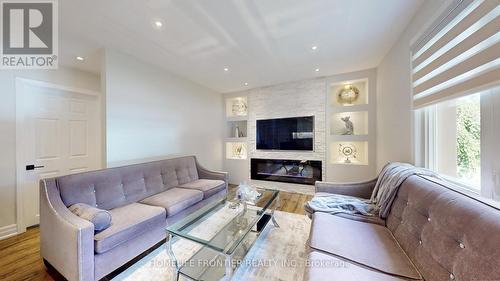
[140,188,204,217]
[305,251,411,281]
[178,179,226,199]
[310,212,421,280]
[94,203,165,254]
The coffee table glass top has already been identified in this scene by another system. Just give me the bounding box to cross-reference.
[166,188,279,255]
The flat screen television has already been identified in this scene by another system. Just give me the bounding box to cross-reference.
[256,116,314,151]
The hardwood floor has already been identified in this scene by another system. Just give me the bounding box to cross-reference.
[0,186,312,281]
[0,226,52,281]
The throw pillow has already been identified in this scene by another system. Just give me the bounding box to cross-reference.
[69,203,112,231]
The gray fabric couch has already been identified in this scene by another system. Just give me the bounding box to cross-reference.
[40,156,228,281]
[305,175,500,281]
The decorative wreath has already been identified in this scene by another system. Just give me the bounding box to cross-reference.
[337,85,360,105]
[231,99,248,116]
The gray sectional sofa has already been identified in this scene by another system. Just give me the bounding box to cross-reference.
[305,175,500,281]
[40,156,228,281]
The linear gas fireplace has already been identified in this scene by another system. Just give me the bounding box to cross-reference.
[251,158,322,185]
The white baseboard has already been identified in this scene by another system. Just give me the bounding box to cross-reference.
[0,224,18,240]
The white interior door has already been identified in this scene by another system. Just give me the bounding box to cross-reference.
[16,79,102,229]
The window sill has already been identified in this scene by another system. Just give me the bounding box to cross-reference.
[421,175,500,210]
[440,175,480,195]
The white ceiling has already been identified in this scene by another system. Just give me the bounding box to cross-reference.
[59,0,424,93]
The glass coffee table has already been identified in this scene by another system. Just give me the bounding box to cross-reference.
[166,188,280,281]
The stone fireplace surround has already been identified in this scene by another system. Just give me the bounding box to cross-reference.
[247,79,326,191]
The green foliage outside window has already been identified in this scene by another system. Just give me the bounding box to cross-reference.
[456,96,480,179]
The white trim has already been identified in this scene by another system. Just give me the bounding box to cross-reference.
[423,106,438,170]
[15,79,26,234]
[441,174,481,194]
[0,224,18,240]
[15,77,100,96]
[480,86,500,200]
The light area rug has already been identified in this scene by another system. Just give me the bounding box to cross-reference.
[113,211,311,281]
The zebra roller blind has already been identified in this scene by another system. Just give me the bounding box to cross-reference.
[411,0,500,108]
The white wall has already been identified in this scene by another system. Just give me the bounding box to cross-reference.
[103,50,224,170]
[0,67,100,230]
[376,0,452,171]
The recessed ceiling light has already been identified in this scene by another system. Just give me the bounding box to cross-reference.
[311,45,318,50]
[315,68,320,72]
[76,56,84,61]
[244,82,249,86]
[151,19,164,30]
[224,67,229,72]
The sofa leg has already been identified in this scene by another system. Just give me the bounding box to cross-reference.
[43,259,68,281]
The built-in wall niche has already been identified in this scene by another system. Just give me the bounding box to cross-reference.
[226,120,247,139]
[331,111,368,136]
[225,96,248,118]
[224,95,248,161]
[330,80,368,107]
[226,142,247,160]
[330,141,368,165]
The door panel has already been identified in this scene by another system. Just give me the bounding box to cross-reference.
[69,100,87,114]
[69,120,88,157]
[17,80,101,228]
[35,118,60,159]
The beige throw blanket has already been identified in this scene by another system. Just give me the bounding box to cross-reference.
[306,163,439,219]
[371,162,439,218]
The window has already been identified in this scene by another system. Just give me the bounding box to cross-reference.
[429,93,481,189]
[454,95,481,187]
[411,0,499,201]
[415,86,500,200]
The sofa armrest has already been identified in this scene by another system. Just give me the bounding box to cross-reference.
[314,178,378,199]
[195,158,229,189]
[40,178,95,281]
